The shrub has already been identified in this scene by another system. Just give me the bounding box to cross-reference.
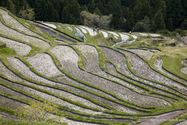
[180,30,187,37]
[80,11,111,30]
[132,16,151,32]
[157,30,171,37]
[171,31,177,36]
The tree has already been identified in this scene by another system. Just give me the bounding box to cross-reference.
[173,0,184,28]
[6,0,15,14]
[93,7,101,16]
[133,0,143,21]
[96,2,104,14]
[88,0,95,13]
[181,19,187,30]
[166,0,184,29]
[157,1,166,21]
[70,0,81,24]
[19,7,35,20]
[105,0,119,15]
[80,10,111,29]
[133,16,151,32]
[61,6,70,23]
[82,5,88,11]
[167,18,174,31]
[110,5,124,29]
[0,0,7,6]
[153,10,165,31]
[182,0,187,19]
[124,10,135,31]
[142,0,152,19]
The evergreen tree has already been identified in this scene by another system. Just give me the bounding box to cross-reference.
[133,0,143,21]
[105,0,119,15]
[88,0,95,13]
[110,5,124,29]
[150,0,162,9]
[142,0,152,19]
[182,0,187,19]
[157,1,166,21]
[14,0,20,14]
[71,0,81,24]
[61,6,70,23]
[47,2,55,21]
[7,0,15,13]
[166,0,184,29]
[96,2,104,14]
[42,1,50,21]
[151,0,162,13]
[124,10,135,31]
[181,19,187,30]
[0,0,7,6]
[116,0,121,6]
[153,10,165,31]
[94,7,101,16]
[173,0,184,28]
[82,5,88,11]
[167,18,174,31]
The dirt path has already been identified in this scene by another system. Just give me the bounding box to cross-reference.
[139,110,187,125]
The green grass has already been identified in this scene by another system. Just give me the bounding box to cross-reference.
[0,118,67,125]
[0,41,6,48]
[157,47,187,81]
[0,47,17,58]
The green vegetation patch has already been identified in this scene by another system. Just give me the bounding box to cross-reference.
[0,41,6,48]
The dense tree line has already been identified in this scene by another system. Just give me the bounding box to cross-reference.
[1,0,187,32]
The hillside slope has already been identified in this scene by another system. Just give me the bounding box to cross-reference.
[0,8,187,125]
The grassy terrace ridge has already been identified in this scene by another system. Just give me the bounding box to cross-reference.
[45,51,156,113]
[0,10,51,46]
[148,47,187,81]
[0,77,142,121]
[119,48,187,99]
[0,56,154,115]
[97,45,185,100]
[115,47,187,97]
[0,91,133,125]
[1,7,187,124]
[68,44,187,115]
[70,44,169,107]
[52,44,167,110]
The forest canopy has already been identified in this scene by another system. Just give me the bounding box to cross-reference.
[1,0,187,32]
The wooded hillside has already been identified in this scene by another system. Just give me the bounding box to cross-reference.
[1,0,187,32]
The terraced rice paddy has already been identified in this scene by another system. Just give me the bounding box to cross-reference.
[0,8,40,38]
[1,8,187,125]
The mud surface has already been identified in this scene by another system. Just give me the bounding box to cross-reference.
[34,24,76,42]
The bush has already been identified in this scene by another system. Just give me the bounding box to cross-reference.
[132,16,151,32]
[171,31,177,36]
[80,11,111,30]
[157,30,171,37]
[180,30,187,37]
[175,29,182,35]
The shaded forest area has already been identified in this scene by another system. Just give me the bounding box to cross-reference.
[0,0,187,32]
